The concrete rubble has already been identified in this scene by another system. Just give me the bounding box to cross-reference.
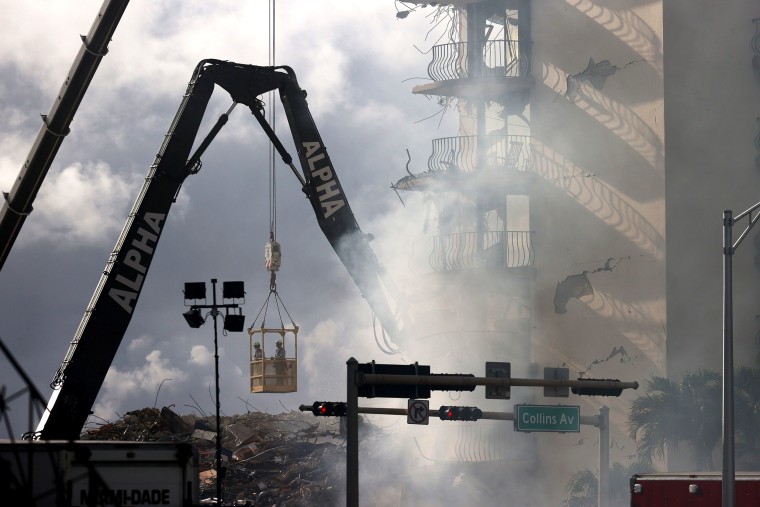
[81,406,351,505]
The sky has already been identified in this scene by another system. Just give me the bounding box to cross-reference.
[0,0,461,439]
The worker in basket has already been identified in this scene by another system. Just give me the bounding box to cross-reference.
[273,339,286,384]
[253,341,263,361]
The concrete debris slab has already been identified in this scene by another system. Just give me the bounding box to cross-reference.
[193,429,218,442]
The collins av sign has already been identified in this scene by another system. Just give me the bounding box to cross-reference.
[514,404,580,433]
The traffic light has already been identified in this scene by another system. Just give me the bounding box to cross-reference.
[357,362,432,398]
[310,401,347,417]
[439,406,457,420]
[438,406,482,421]
[571,378,624,397]
[428,373,476,393]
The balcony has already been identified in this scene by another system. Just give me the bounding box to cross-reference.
[393,134,535,194]
[430,231,535,272]
[428,134,531,173]
[413,40,533,99]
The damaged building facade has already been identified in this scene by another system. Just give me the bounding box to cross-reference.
[391,0,760,504]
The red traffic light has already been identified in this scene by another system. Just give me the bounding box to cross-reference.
[311,401,347,417]
[442,407,458,420]
[439,406,481,421]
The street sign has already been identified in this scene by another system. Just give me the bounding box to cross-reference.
[407,399,429,425]
[544,367,570,397]
[485,361,510,399]
[514,404,580,433]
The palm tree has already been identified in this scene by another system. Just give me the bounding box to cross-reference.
[564,462,654,507]
[627,371,722,470]
[734,366,760,469]
[565,468,596,507]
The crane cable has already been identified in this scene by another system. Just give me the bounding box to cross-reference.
[267,0,278,292]
[249,0,296,334]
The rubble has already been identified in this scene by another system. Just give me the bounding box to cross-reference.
[81,406,348,505]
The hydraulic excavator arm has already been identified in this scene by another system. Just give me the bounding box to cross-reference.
[36,59,403,439]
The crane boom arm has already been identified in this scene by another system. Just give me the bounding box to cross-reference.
[37,60,403,439]
[0,0,131,271]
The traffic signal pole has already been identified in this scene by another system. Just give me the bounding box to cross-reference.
[598,405,609,507]
[340,361,634,507]
[356,406,609,506]
[356,401,610,504]
[357,372,637,393]
[346,358,359,507]
[311,403,610,507]
[300,404,601,424]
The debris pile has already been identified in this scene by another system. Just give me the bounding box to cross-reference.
[82,406,348,505]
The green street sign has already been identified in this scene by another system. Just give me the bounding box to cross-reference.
[514,404,580,433]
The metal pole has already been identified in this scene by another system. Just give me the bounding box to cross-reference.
[358,373,637,392]
[211,278,223,507]
[598,405,609,507]
[346,358,359,507]
[723,211,735,507]
[0,0,131,271]
[300,404,602,427]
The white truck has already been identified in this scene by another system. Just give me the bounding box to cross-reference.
[0,441,198,506]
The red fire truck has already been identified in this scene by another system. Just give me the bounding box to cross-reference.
[630,472,760,506]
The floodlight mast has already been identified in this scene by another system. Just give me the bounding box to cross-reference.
[181,278,244,506]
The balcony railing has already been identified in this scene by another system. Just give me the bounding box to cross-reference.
[427,40,531,82]
[428,134,532,173]
[430,231,535,272]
